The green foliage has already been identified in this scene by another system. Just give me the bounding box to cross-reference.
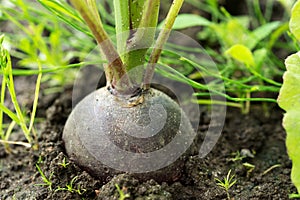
[158,14,211,30]
[36,158,86,194]
[290,0,300,41]
[55,176,86,195]
[278,53,300,194]
[157,1,293,112]
[37,0,92,37]
[0,0,95,90]
[1,0,294,111]
[278,0,300,195]
[57,157,70,168]
[115,184,130,200]
[35,163,53,191]
[0,35,40,151]
[289,193,300,199]
[225,44,255,67]
[215,169,237,200]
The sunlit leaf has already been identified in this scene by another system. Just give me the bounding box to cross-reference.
[278,52,300,194]
[290,0,300,41]
[278,53,300,111]
[225,44,255,67]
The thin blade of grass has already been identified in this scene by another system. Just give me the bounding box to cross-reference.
[0,104,20,124]
[37,0,93,37]
[28,61,42,133]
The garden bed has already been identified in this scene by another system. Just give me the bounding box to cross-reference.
[0,0,298,199]
[0,85,296,199]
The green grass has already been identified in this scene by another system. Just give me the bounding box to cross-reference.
[55,176,86,195]
[161,0,296,112]
[0,0,99,90]
[35,163,53,191]
[0,35,40,151]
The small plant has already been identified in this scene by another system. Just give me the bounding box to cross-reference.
[228,150,247,162]
[115,184,130,200]
[0,0,91,91]
[228,149,255,163]
[57,0,197,183]
[278,0,300,196]
[215,169,237,200]
[167,0,294,113]
[0,34,41,151]
[57,157,70,168]
[242,162,255,177]
[289,193,300,199]
[35,163,53,191]
[55,176,86,195]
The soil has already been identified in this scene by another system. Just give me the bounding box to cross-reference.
[1,1,297,199]
[0,83,297,199]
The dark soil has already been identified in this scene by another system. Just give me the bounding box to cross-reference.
[0,84,297,199]
[0,1,296,199]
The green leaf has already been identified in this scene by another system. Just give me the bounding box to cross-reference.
[225,44,255,67]
[113,0,130,56]
[290,0,300,42]
[212,17,249,48]
[246,21,281,50]
[38,0,92,37]
[279,9,300,188]
[0,35,4,44]
[253,48,267,71]
[284,111,300,193]
[278,52,300,194]
[0,104,20,124]
[38,0,82,21]
[252,21,281,42]
[278,53,300,111]
[158,14,211,29]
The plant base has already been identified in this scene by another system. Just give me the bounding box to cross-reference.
[63,87,196,183]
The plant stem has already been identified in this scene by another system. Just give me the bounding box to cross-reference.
[114,0,130,58]
[143,0,184,89]
[125,0,160,84]
[70,0,129,91]
[0,66,5,140]
[6,57,32,144]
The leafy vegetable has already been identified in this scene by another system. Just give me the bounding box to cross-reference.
[278,53,300,194]
[278,0,300,194]
[290,0,300,41]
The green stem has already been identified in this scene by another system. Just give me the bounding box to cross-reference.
[143,0,184,89]
[4,52,32,144]
[0,69,5,140]
[114,0,130,58]
[253,0,266,24]
[125,0,160,84]
[28,61,42,134]
[0,67,9,151]
[70,0,129,91]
